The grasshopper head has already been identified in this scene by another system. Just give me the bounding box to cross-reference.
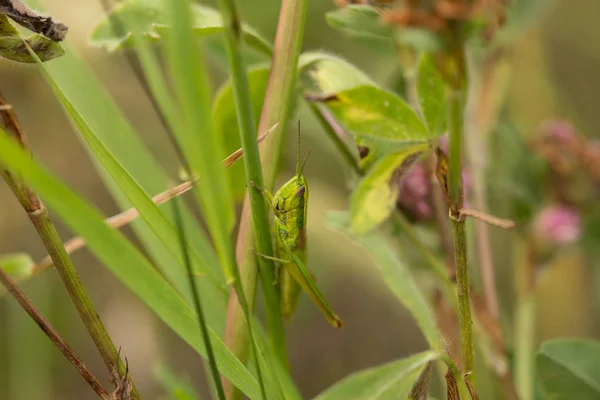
[272,174,308,215]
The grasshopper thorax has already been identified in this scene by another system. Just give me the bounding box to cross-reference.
[272,174,308,217]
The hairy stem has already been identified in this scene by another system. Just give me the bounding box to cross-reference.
[224,0,307,398]
[0,92,137,397]
[448,69,475,379]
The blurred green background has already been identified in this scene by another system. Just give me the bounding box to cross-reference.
[1,0,600,399]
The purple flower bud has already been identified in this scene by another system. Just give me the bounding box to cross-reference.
[533,205,581,245]
[397,162,432,220]
[539,120,577,144]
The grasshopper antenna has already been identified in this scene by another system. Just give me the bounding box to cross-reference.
[295,119,311,177]
[298,151,311,177]
[296,118,302,176]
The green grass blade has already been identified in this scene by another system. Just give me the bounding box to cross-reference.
[163,0,236,282]
[172,197,226,400]
[0,130,261,399]
[27,46,228,311]
[26,0,224,320]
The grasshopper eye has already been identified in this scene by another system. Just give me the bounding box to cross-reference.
[295,186,305,197]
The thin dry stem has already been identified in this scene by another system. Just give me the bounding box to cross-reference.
[0,90,137,397]
[0,265,111,399]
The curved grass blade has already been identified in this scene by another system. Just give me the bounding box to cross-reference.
[26,41,227,301]
[0,130,261,399]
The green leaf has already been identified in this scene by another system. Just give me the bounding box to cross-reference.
[417,53,446,137]
[298,52,375,96]
[327,212,442,351]
[0,253,34,296]
[321,85,429,168]
[154,364,202,400]
[325,5,394,42]
[536,338,600,400]
[26,0,224,321]
[0,130,261,399]
[326,5,443,52]
[0,15,64,63]
[29,46,227,305]
[350,144,428,234]
[164,0,237,281]
[314,350,439,400]
[89,0,272,56]
[213,65,270,201]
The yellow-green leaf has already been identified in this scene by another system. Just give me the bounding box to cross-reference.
[314,350,439,400]
[350,145,428,235]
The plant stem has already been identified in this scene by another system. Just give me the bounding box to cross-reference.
[217,0,284,397]
[309,102,362,176]
[0,267,112,400]
[464,49,510,322]
[448,73,475,379]
[223,0,307,398]
[0,93,137,397]
[514,237,536,400]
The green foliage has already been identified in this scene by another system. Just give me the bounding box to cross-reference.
[0,130,262,399]
[327,212,442,351]
[154,365,202,400]
[0,253,34,296]
[298,52,375,95]
[350,145,427,234]
[326,5,443,52]
[89,0,272,55]
[213,65,270,201]
[417,53,447,137]
[164,0,236,280]
[0,15,63,63]
[314,350,438,400]
[321,85,430,169]
[536,338,600,399]
[325,5,394,42]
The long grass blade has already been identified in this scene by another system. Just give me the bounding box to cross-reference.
[172,196,226,400]
[0,129,262,399]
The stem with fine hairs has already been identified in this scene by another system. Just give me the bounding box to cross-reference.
[0,91,138,398]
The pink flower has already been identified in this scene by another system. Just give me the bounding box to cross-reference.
[539,120,577,144]
[397,162,432,220]
[533,205,581,245]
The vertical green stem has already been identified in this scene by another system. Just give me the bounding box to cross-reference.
[514,238,536,400]
[217,0,283,397]
[447,57,475,379]
[224,0,307,398]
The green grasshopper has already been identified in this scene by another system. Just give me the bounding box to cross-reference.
[252,121,343,328]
